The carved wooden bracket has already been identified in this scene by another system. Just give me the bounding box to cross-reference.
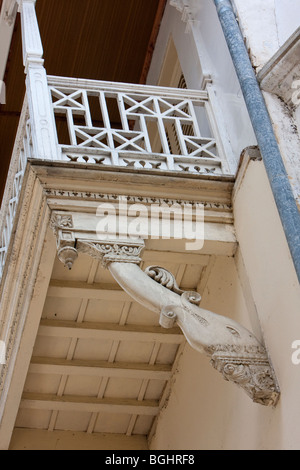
[50,213,78,270]
[50,215,280,406]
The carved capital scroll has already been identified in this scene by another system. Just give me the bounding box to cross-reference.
[77,239,145,267]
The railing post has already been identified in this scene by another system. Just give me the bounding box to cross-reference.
[18,0,59,161]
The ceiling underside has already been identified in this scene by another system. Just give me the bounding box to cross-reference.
[14,249,209,440]
[0,0,166,201]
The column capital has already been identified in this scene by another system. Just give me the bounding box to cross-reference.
[77,239,145,268]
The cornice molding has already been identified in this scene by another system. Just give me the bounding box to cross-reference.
[258,27,300,108]
[45,189,233,213]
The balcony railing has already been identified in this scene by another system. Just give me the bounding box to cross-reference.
[0,100,32,280]
[48,76,228,176]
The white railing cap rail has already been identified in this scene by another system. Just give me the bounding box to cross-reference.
[47,75,209,102]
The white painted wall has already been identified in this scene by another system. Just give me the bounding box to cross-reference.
[275,0,300,45]
[232,0,300,203]
[233,0,300,69]
[147,1,256,172]
[263,91,300,206]
[232,158,300,450]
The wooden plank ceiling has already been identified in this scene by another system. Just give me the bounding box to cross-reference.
[0,0,166,201]
[14,249,210,441]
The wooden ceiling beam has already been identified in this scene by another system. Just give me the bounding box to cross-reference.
[38,319,184,344]
[29,356,172,381]
[21,393,159,416]
[47,280,131,301]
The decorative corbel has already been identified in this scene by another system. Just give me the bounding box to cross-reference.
[56,235,280,406]
[50,213,78,270]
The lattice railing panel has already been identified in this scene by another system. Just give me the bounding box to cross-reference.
[48,77,225,175]
[0,102,33,281]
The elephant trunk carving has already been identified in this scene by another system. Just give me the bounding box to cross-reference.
[53,236,280,407]
[108,262,280,406]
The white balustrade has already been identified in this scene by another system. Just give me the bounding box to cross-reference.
[0,100,32,281]
[48,76,228,175]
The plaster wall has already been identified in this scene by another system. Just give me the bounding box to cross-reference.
[232,0,300,202]
[262,91,300,206]
[233,0,300,70]
[233,159,300,450]
[150,159,300,450]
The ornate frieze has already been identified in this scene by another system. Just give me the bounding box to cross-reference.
[76,239,145,268]
[44,189,233,212]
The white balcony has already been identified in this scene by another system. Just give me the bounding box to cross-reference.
[48,76,227,175]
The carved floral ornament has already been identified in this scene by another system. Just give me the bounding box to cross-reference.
[50,214,280,407]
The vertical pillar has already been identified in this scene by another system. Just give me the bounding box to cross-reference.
[19,0,59,161]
